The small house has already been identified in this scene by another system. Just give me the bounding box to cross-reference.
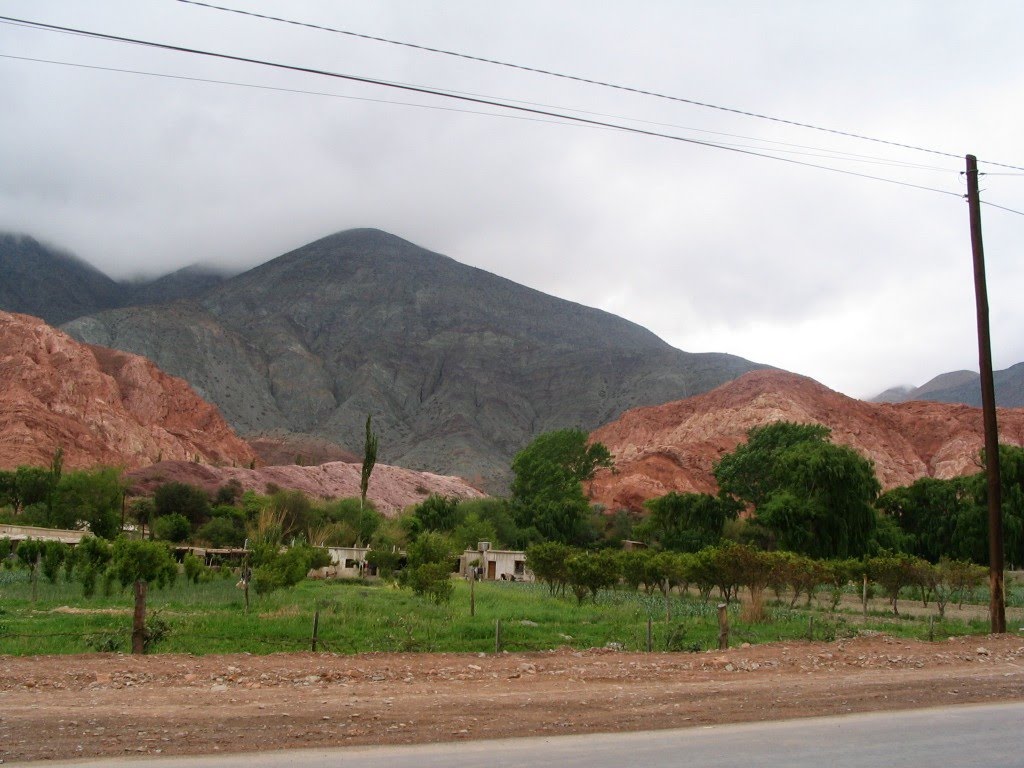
[459,541,532,582]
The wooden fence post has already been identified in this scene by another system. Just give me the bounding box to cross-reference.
[311,609,320,652]
[31,553,40,603]
[646,617,653,652]
[132,579,147,655]
[862,574,868,620]
[717,603,729,650]
[495,618,502,653]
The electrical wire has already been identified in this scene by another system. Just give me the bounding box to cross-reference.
[173,0,1024,174]
[0,54,593,129]
[0,52,959,174]
[0,17,957,172]
[0,15,964,200]
[981,201,1024,217]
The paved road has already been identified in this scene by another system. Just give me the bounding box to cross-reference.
[13,702,1024,768]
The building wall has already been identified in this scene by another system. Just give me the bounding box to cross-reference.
[460,548,532,582]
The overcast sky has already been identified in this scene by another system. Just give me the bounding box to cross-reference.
[1,1,1022,399]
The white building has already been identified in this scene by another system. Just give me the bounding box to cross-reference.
[459,541,532,582]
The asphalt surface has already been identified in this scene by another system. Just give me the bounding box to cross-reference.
[13,701,1024,768]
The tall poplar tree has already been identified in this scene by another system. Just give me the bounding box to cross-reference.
[360,414,378,511]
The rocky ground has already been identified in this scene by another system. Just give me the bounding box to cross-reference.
[2,633,1023,763]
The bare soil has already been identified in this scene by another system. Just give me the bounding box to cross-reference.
[2,634,1023,763]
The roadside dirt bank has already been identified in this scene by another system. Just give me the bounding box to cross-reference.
[1,633,1022,763]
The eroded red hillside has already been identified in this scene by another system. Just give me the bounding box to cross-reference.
[0,311,256,470]
[589,369,1024,512]
[125,460,485,516]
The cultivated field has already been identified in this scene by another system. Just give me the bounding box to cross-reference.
[2,573,1024,763]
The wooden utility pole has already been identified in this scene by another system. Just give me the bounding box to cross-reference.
[965,153,1006,634]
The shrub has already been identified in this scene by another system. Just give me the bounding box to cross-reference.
[153,513,191,543]
[196,517,244,548]
[183,553,204,584]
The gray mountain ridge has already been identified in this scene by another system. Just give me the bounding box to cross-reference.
[59,228,764,489]
[0,232,231,324]
[870,365,1024,408]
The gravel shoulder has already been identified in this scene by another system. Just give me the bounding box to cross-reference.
[2,634,1023,763]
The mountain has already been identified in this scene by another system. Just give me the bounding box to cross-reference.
[124,460,484,517]
[0,234,124,325]
[0,310,256,470]
[62,228,765,489]
[872,366,1024,408]
[588,369,1024,512]
[124,263,230,306]
[0,233,231,325]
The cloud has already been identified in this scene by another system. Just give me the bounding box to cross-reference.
[0,0,1021,398]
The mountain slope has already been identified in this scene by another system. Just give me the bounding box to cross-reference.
[124,263,230,306]
[0,233,232,325]
[0,234,124,325]
[0,311,256,470]
[589,369,1024,511]
[63,228,765,488]
[872,365,1024,408]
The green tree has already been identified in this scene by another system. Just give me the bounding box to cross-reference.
[251,545,330,594]
[412,494,462,533]
[455,498,530,549]
[399,531,455,603]
[638,492,739,552]
[51,468,124,538]
[71,536,112,597]
[867,552,928,616]
[510,430,612,545]
[154,483,211,527]
[323,497,381,545]
[153,513,191,543]
[525,541,572,595]
[451,512,498,552]
[566,550,619,604]
[110,538,177,590]
[197,517,244,548]
[12,466,55,515]
[876,477,972,562]
[714,422,880,558]
[39,540,68,583]
[360,414,378,511]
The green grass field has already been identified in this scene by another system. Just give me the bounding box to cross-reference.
[0,568,1004,656]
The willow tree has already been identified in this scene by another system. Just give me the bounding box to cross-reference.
[714,421,880,559]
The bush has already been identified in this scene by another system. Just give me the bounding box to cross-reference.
[183,553,204,584]
[72,537,112,597]
[251,545,329,594]
[400,562,454,604]
[41,541,68,584]
[196,517,244,548]
[153,513,192,543]
[154,482,211,526]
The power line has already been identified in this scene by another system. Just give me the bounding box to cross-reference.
[1,14,958,173]
[174,0,1024,174]
[981,200,1024,217]
[0,15,963,200]
[0,54,593,129]
[0,53,958,175]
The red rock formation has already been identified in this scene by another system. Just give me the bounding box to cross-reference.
[125,460,484,516]
[247,433,359,467]
[589,369,1024,512]
[0,311,256,470]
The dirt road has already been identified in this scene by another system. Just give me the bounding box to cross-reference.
[1,634,1022,764]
